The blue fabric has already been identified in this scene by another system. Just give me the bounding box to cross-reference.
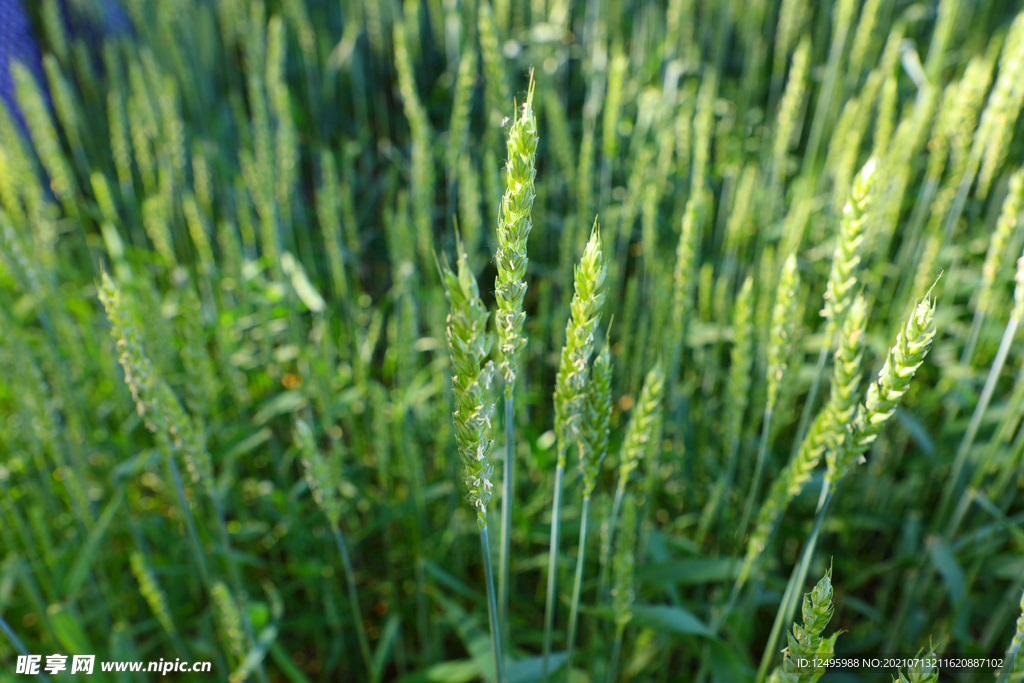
[82,0,132,36]
[0,0,45,132]
[60,0,132,47]
[0,0,130,132]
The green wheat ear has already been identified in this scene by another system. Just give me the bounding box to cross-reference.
[295,419,343,530]
[130,551,178,638]
[768,568,840,683]
[440,240,497,527]
[831,292,937,483]
[211,582,247,665]
[579,335,613,499]
[12,62,78,215]
[772,37,811,186]
[98,272,214,494]
[1015,253,1024,322]
[823,294,868,458]
[766,254,801,414]
[978,168,1024,318]
[618,361,667,483]
[725,275,755,442]
[822,157,876,344]
[893,646,939,683]
[495,71,538,394]
[553,225,608,466]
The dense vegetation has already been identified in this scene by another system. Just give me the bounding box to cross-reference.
[2,0,1024,681]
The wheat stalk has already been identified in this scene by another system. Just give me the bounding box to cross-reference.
[12,63,78,220]
[566,336,613,672]
[98,273,212,586]
[448,43,478,186]
[787,157,876,484]
[440,240,503,683]
[760,293,936,683]
[543,227,607,682]
[666,192,702,386]
[394,19,436,272]
[494,81,539,380]
[495,71,538,651]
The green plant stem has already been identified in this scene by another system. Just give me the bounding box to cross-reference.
[542,460,566,683]
[166,454,209,588]
[997,604,1024,683]
[756,480,834,683]
[940,314,1020,522]
[959,307,986,375]
[0,613,51,682]
[499,394,514,655]
[480,523,506,683]
[566,494,592,675]
[738,408,774,546]
[599,475,628,600]
[333,527,375,682]
[606,624,625,683]
[997,647,1024,683]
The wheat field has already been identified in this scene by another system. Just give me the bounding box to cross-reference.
[1,0,1024,681]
